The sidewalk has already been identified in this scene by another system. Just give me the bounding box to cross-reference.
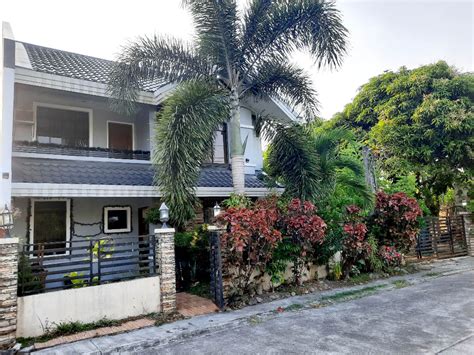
[34,257,474,354]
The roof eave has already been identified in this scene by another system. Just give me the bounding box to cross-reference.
[14,67,156,105]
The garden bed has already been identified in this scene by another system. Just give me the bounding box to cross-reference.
[225,262,420,310]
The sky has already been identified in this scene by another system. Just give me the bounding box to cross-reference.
[2,0,473,119]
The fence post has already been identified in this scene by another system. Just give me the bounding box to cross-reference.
[154,228,176,313]
[0,237,19,350]
[460,213,473,256]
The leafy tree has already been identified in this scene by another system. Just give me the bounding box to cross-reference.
[109,0,347,227]
[335,61,474,214]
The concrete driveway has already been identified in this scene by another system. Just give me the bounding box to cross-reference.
[144,270,474,354]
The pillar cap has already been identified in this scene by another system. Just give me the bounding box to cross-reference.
[0,237,19,245]
[154,228,175,234]
[207,225,226,231]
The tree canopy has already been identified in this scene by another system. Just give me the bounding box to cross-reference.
[334,61,474,214]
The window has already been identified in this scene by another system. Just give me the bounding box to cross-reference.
[31,200,70,254]
[205,124,228,164]
[108,122,134,150]
[36,106,90,147]
[104,206,132,233]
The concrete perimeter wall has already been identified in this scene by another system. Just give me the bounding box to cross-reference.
[16,276,160,337]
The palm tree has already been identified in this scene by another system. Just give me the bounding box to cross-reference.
[266,126,372,205]
[312,127,372,204]
[109,0,347,198]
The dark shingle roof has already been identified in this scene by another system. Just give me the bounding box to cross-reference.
[20,42,161,92]
[12,157,267,189]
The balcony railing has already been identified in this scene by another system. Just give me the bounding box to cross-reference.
[13,141,151,161]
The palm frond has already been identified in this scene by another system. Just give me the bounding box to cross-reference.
[239,0,272,68]
[334,155,365,177]
[183,0,240,78]
[312,126,354,157]
[108,35,213,114]
[153,80,230,228]
[336,172,374,207]
[241,0,348,75]
[266,125,321,201]
[244,60,318,119]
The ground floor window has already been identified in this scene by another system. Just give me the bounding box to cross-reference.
[31,199,70,254]
[104,206,132,233]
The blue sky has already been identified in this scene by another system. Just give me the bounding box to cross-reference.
[3,0,473,118]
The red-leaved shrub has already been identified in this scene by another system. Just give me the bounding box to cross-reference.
[285,199,327,246]
[283,199,327,284]
[372,192,423,253]
[216,197,283,295]
[342,205,372,277]
[378,245,402,268]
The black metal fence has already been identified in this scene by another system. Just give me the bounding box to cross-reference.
[18,236,157,296]
[209,229,224,309]
[414,215,469,259]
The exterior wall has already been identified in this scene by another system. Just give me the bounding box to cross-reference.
[16,276,161,337]
[11,197,156,245]
[13,84,153,151]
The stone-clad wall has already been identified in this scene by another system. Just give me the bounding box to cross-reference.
[0,238,18,350]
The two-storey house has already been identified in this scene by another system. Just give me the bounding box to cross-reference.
[0,23,291,251]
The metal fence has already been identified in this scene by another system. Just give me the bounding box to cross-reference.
[18,235,157,296]
[414,215,469,259]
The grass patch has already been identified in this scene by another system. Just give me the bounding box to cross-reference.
[284,303,304,312]
[321,284,388,303]
[423,272,442,277]
[17,318,122,347]
[248,315,264,326]
[349,273,372,284]
[392,280,409,288]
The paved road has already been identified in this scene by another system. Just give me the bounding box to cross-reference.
[142,271,474,354]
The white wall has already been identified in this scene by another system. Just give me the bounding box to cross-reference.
[13,84,153,151]
[16,276,160,337]
[0,23,15,209]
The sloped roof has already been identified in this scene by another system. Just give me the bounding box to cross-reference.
[12,157,267,189]
[19,42,162,92]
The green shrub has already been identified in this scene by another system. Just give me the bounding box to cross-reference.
[175,225,210,291]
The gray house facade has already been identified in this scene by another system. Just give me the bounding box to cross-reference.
[0,23,291,252]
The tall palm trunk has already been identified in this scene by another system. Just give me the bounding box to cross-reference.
[229,87,245,194]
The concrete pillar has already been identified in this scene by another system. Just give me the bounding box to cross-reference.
[155,228,176,313]
[0,22,15,210]
[0,238,18,350]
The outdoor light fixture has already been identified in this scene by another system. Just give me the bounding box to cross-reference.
[213,202,221,217]
[159,202,169,228]
[0,204,14,237]
[461,200,467,207]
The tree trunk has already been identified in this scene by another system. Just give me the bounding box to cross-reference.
[229,88,245,194]
[362,146,377,193]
